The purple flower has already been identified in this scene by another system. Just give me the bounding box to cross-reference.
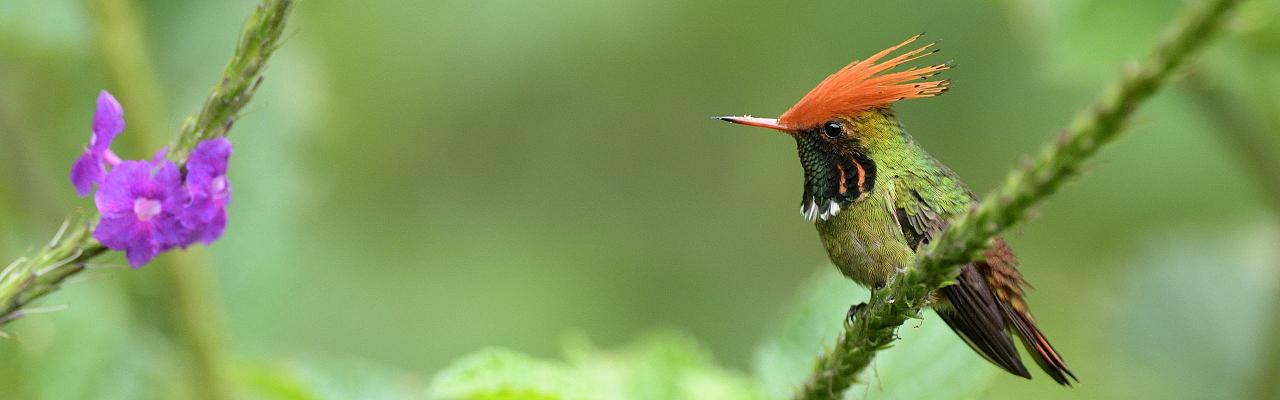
[69,90,235,266]
[70,153,106,196]
[181,138,232,245]
[93,160,188,267]
[70,91,126,196]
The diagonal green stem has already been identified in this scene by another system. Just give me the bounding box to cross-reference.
[794,0,1242,398]
[0,0,294,344]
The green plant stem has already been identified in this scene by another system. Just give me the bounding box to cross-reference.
[88,0,236,399]
[0,104,62,228]
[170,0,292,161]
[0,0,293,349]
[156,251,232,400]
[794,0,1241,398]
[89,0,167,155]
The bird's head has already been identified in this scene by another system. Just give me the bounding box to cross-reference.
[717,34,950,221]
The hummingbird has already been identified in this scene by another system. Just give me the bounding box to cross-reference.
[717,35,1076,385]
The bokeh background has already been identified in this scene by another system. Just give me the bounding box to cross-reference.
[2,0,1279,399]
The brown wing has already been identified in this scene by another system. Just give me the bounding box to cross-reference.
[936,262,1032,378]
[895,198,1077,385]
[981,239,1077,385]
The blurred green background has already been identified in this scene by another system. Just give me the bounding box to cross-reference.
[2,0,1279,399]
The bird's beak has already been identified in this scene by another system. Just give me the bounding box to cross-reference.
[715,116,790,132]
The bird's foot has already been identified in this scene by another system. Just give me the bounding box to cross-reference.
[846,302,868,323]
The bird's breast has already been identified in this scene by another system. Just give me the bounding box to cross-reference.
[813,191,915,288]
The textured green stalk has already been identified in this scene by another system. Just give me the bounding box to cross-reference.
[154,251,231,400]
[794,0,1241,398]
[0,0,294,341]
[170,0,292,161]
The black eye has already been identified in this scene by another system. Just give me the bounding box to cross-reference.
[822,121,843,139]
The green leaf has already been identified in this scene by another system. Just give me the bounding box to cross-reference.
[428,348,582,400]
[427,331,764,400]
[237,358,428,400]
[753,268,998,400]
[564,331,764,400]
[236,362,320,400]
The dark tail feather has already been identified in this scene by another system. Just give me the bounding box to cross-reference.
[1000,301,1078,386]
[936,265,1031,379]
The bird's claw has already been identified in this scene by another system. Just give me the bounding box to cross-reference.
[846,302,868,323]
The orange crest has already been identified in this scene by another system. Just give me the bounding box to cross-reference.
[778,35,950,129]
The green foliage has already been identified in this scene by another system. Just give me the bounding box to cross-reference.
[427,348,582,400]
[424,270,997,400]
[426,332,763,400]
[237,359,428,400]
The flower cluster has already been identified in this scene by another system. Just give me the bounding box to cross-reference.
[70,91,232,267]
